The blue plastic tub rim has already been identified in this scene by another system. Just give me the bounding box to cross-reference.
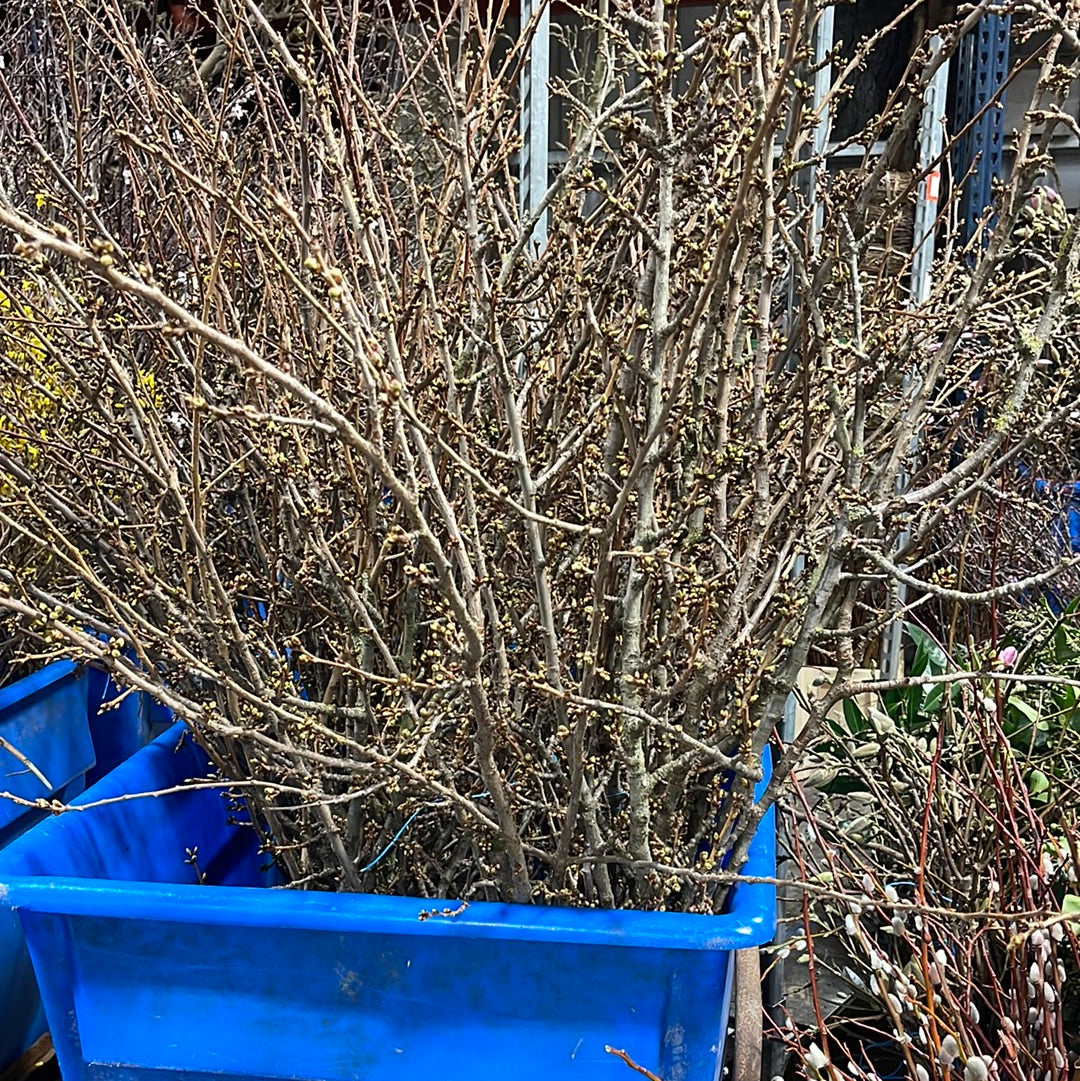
[0,818,773,951]
[0,722,776,952]
[0,659,78,712]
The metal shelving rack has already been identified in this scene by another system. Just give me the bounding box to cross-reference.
[952,13,1012,244]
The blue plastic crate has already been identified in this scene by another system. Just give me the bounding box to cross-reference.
[0,722,775,1081]
[0,661,171,1073]
[0,661,93,844]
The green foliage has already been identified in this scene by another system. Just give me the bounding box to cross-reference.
[882,623,950,732]
[807,623,952,797]
[999,599,1080,753]
[807,614,1080,812]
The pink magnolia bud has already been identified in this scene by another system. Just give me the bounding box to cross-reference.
[998,646,1019,668]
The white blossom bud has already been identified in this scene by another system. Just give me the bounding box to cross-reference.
[938,1035,959,1066]
[806,1043,829,1073]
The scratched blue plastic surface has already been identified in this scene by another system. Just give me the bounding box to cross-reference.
[0,662,169,1072]
[0,661,92,840]
[0,661,90,1070]
[84,666,173,787]
[1,722,775,1081]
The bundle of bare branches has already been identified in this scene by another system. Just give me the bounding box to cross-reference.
[0,0,1079,909]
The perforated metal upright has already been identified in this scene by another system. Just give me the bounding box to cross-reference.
[910,36,950,304]
[519,0,551,252]
[951,14,1011,243]
[807,4,835,251]
[780,5,834,738]
[881,36,951,680]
